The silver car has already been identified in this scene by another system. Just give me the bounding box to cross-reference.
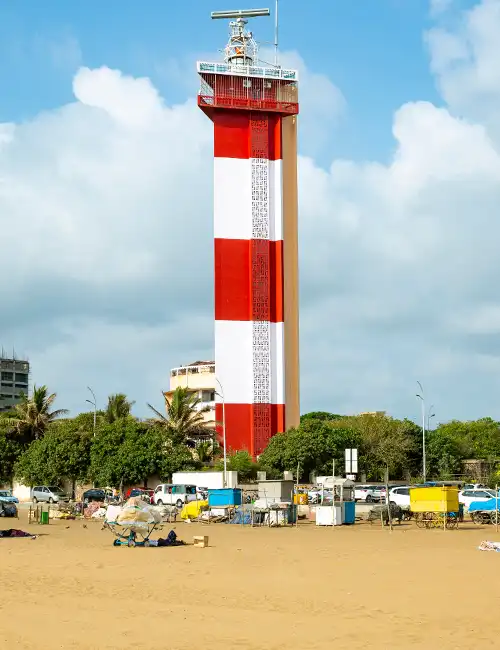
[32,486,69,504]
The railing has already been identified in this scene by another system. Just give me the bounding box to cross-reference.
[170,364,215,377]
[198,94,299,115]
[197,60,298,81]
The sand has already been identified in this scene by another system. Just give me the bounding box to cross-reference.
[2,511,500,649]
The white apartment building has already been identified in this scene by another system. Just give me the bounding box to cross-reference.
[165,361,216,424]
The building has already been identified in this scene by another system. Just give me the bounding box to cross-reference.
[0,355,29,412]
[197,8,300,457]
[166,361,216,424]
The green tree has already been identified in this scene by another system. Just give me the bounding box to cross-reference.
[434,418,500,460]
[105,393,135,424]
[259,420,359,480]
[1,385,68,443]
[216,450,258,481]
[15,423,92,492]
[331,414,417,480]
[147,387,214,445]
[259,413,417,481]
[196,440,220,464]
[0,419,25,485]
[426,427,469,479]
[300,411,343,424]
[88,419,199,487]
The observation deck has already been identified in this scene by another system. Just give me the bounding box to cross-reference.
[197,60,299,115]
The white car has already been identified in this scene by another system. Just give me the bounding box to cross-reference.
[307,488,332,504]
[354,485,386,503]
[388,486,411,510]
[459,488,497,510]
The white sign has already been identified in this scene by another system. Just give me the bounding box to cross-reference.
[345,448,358,474]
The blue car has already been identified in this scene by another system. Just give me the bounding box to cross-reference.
[0,489,19,504]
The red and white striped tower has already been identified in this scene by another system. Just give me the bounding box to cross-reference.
[198,8,300,457]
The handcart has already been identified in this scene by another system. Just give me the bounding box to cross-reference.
[103,501,162,547]
[410,486,462,530]
[104,520,162,547]
[469,497,500,525]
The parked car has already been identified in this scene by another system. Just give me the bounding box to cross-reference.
[196,487,208,500]
[388,486,411,509]
[307,487,332,504]
[0,501,17,517]
[153,484,198,508]
[126,487,154,504]
[355,485,386,503]
[0,489,19,504]
[370,486,387,503]
[82,489,107,504]
[459,488,497,510]
[31,486,69,504]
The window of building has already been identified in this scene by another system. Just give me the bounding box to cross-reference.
[1,372,13,382]
[15,373,28,384]
[201,390,215,402]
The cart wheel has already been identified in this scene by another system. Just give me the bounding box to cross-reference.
[143,539,150,547]
[416,517,426,529]
[128,539,136,547]
[474,512,486,525]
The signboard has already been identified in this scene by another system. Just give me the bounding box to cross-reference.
[345,448,358,475]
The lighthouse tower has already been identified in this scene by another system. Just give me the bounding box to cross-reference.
[197,8,300,457]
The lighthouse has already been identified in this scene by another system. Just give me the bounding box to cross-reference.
[197,7,300,457]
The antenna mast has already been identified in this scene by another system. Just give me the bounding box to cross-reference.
[211,7,273,66]
[274,0,279,66]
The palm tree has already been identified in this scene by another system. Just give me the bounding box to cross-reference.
[147,387,215,445]
[196,440,220,463]
[2,385,68,442]
[105,393,135,423]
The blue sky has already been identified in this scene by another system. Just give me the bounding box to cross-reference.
[0,0,462,159]
[3,0,500,424]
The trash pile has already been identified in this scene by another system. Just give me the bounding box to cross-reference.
[84,502,107,519]
[478,540,500,552]
[112,497,162,527]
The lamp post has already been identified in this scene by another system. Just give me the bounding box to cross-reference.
[215,377,227,488]
[86,386,97,438]
[427,405,435,433]
[416,382,426,482]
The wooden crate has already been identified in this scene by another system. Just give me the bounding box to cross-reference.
[193,535,208,548]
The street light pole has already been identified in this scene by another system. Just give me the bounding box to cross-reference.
[86,386,97,438]
[427,405,435,433]
[215,377,227,488]
[416,382,426,482]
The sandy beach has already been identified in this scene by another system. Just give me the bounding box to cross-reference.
[2,511,500,649]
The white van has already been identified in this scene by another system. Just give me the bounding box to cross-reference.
[153,484,198,508]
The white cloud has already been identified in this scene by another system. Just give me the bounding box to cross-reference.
[4,0,500,424]
[430,0,454,17]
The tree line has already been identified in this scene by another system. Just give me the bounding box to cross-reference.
[0,385,218,491]
[1,387,500,489]
[258,412,500,483]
